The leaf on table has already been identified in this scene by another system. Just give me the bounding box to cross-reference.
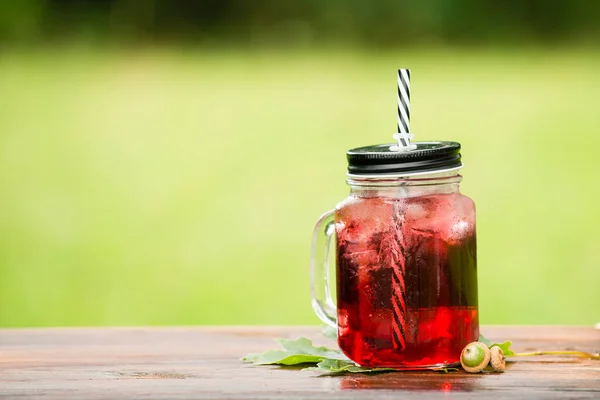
[276,337,348,360]
[304,358,398,374]
[242,337,349,366]
[490,340,516,357]
[478,334,492,347]
[430,366,460,373]
[478,334,515,357]
[242,350,325,365]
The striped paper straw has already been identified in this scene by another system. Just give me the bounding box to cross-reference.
[390,69,413,350]
[391,69,416,151]
[391,210,408,351]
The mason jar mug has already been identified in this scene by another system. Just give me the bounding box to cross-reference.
[310,142,478,368]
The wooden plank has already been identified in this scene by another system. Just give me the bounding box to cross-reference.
[0,326,599,399]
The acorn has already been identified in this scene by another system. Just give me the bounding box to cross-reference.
[460,342,491,373]
[490,346,506,372]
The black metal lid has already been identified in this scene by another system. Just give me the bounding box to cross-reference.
[346,141,462,175]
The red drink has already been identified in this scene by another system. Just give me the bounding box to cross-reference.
[335,193,478,367]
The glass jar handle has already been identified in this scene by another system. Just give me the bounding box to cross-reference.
[310,210,337,328]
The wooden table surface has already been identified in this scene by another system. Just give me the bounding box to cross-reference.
[1,326,599,399]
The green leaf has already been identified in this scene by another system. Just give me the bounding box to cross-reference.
[478,334,515,357]
[490,340,516,357]
[478,334,492,347]
[276,337,348,360]
[241,337,349,365]
[304,359,398,374]
[242,350,325,365]
[432,367,460,373]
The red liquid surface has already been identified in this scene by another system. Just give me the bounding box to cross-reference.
[335,193,478,367]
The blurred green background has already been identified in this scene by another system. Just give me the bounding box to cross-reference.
[1,1,599,327]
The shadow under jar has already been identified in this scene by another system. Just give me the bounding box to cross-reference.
[311,142,479,368]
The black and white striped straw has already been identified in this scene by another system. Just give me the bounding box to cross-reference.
[391,69,416,151]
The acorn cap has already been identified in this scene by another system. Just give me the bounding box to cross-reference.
[490,346,506,372]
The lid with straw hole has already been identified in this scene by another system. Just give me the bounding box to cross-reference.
[346,141,462,175]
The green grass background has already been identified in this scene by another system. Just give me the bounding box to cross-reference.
[0,47,598,327]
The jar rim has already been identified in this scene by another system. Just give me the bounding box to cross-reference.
[346,168,463,187]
